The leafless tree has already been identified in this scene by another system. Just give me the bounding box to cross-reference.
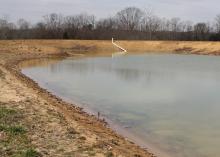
[17,18,30,30]
[43,13,63,29]
[215,14,220,33]
[142,9,160,39]
[116,7,144,31]
[96,17,117,30]
[42,13,64,38]
[0,6,220,41]
[0,16,16,39]
[194,23,210,40]
[72,13,95,29]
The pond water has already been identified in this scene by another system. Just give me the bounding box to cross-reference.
[21,54,220,157]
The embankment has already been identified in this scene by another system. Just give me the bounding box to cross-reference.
[1,40,220,56]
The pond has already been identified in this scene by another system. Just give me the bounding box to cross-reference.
[21,54,220,157]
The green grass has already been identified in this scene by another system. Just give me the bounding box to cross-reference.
[0,107,26,136]
[0,125,26,135]
[22,148,40,157]
[0,106,40,157]
[8,126,26,135]
[0,107,16,119]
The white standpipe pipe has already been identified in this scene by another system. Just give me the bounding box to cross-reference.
[112,38,127,53]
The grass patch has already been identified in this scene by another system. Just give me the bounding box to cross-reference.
[22,148,40,157]
[0,124,7,131]
[0,105,40,157]
[0,107,26,135]
[0,107,16,119]
[0,125,26,136]
[8,126,26,135]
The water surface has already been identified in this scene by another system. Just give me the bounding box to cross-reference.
[21,54,220,157]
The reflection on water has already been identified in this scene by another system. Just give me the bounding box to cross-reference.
[18,58,64,69]
[21,54,220,157]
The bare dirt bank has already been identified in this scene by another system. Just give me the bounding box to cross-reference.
[1,40,220,56]
[1,40,220,157]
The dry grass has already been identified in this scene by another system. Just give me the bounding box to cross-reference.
[1,40,220,56]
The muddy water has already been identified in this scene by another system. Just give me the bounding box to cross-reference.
[21,54,220,157]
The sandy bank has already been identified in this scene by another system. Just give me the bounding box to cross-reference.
[1,40,220,56]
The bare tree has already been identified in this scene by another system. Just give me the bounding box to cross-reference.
[0,16,16,39]
[72,13,95,29]
[43,13,64,38]
[1,6,220,41]
[96,17,117,30]
[17,18,30,30]
[181,21,194,40]
[215,14,220,33]
[194,23,210,40]
[43,13,63,29]
[168,18,182,40]
[116,7,144,31]
[142,9,160,39]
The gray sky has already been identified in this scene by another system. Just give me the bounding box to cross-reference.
[0,0,219,23]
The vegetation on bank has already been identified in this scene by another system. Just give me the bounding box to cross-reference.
[0,104,40,157]
[1,7,220,41]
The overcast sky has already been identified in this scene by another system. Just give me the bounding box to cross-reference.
[0,0,219,23]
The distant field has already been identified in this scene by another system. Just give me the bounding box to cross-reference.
[1,40,220,56]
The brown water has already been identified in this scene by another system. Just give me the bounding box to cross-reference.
[21,54,220,157]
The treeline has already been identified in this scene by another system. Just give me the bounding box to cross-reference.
[1,7,220,41]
